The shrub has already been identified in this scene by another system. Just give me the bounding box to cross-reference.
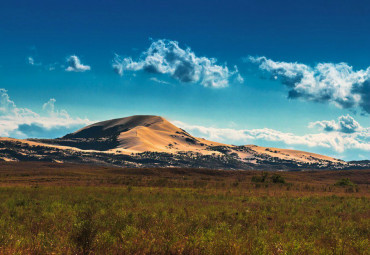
[271,174,285,184]
[229,152,239,158]
[335,178,355,187]
[251,176,262,183]
[251,172,269,183]
[70,206,97,255]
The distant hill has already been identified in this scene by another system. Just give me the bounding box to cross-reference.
[0,115,367,170]
[59,115,225,152]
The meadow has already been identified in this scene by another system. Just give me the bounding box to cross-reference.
[0,162,369,254]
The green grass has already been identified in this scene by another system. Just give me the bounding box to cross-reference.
[0,186,369,254]
[0,162,369,254]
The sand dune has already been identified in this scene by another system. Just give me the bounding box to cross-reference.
[67,115,225,155]
[1,115,344,166]
[59,115,342,164]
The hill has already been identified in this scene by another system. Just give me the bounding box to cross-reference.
[0,115,367,170]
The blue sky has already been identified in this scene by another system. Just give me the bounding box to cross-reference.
[0,0,369,160]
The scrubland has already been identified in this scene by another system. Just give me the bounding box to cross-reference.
[0,162,369,254]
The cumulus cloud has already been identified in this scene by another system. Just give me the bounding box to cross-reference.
[65,55,91,72]
[113,39,243,88]
[249,56,370,113]
[0,88,16,114]
[0,89,91,138]
[309,119,338,132]
[309,115,363,134]
[172,119,370,153]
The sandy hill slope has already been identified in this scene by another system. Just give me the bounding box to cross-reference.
[241,145,343,164]
[60,115,225,154]
[1,115,354,169]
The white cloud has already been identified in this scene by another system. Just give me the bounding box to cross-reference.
[0,88,16,114]
[149,77,170,85]
[113,39,243,88]
[236,73,244,83]
[309,115,363,133]
[249,56,370,113]
[0,89,91,138]
[172,119,370,153]
[27,56,42,66]
[28,57,35,65]
[27,55,68,71]
[65,55,91,72]
[42,98,56,115]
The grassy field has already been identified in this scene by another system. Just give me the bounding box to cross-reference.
[0,162,369,254]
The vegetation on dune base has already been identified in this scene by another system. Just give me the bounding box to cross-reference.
[0,185,369,254]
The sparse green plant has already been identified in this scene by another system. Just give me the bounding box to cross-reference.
[271,174,285,183]
[127,185,133,193]
[335,178,356,187]
[251,172,269,183]
[70,205,98,255]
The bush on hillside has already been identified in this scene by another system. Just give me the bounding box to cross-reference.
[335,178,355,187]
[271,174,286,184]
[251,172,269,183]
